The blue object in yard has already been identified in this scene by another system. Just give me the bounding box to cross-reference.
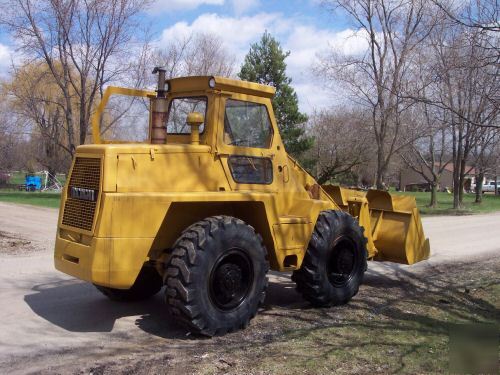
[25,175,42,191]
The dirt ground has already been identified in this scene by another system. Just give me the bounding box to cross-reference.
[0,202,498,374]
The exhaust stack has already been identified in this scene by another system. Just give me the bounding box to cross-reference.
[151,67,168,144]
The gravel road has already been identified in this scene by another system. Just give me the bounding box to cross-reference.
[0,202,498,374]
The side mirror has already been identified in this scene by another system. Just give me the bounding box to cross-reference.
[186,112,204,145]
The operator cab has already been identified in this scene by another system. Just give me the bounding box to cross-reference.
[93,73,278,149]
[92,73,284,191]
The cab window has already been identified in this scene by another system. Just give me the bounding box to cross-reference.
[166,97,207,134]
[224,99,273,148]
[228,156,273,184]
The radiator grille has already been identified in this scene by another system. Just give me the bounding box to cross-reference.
[62,157,101,231]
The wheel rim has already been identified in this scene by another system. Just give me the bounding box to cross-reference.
[327,237,358,287]
[209,248,254,311]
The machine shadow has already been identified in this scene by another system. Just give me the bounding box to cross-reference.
[25,260,496,346]
[23,274,307,340]
[24,279,185,338]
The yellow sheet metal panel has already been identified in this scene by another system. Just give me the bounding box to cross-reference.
[54,235,111,286]
[366,189,416,213]
[96,194,172,238]
[214,76,276,98]
[115,148,228,193]
[55,232,156,289]
[371,211,410,263]
[273,222,312,250]
[109,238,156,288]
[405,208,430,264]
[367,193,430,265]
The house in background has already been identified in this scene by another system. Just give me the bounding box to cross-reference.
[399,164,478,192]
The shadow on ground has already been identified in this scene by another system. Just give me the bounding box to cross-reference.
[23,260,499,357]
[23,271,306,340]
[24,280,184,338]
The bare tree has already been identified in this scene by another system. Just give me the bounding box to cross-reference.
[400,104,451,207]
[398,44,452,206]
[318,0,434,189]
[425,17,499,208]
[0,0,150,155]
[307,108,373,184]
[152,32,236,80]
[432,0,500,33]
[471,127,500,202]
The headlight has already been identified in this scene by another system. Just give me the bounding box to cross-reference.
[208,77,216,89]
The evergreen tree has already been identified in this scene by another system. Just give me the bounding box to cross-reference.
[239,32,312,159]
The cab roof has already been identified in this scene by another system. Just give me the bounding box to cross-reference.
[167,76,276,98]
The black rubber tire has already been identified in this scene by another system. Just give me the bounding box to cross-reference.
[94,265,163,302]
[292,210,367,307]
[164,216,269,336]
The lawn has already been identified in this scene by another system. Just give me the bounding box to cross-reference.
[394,191,500,215]
[0,191,61,209]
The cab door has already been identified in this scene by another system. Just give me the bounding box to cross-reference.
[216,95,283,193]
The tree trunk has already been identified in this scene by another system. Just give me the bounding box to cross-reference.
[475,172,484,203]
[452,162,460,209]
[376,152,386,190]
[452,124,460,209]
[458,159,466,207]
[430,182,437,208]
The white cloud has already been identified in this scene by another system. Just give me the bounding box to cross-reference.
[0,43,14,78]
[158,13,369,112]
[148,0,224,13]
[282,26,368,112]
[230,0,260,15]
[285,27,366,76]
[159,12,290,62]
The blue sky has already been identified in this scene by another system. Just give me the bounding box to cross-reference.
[0,0,366,112]
[145,0,349,34]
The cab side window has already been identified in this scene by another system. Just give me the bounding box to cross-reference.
[224,99,273,148]
[166,97,207,134]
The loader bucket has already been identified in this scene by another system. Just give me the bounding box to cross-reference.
[322,186,430,265]
[365,190,430,265]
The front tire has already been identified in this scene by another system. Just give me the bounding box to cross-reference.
[164,216,269,336]
[94,265,163,302]
[292,210,367,307]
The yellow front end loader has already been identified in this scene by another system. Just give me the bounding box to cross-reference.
[54,69,429,336]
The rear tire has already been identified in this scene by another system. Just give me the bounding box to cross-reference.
[164,216,269,336]
[94,265,163,302]
[292,210,367,307]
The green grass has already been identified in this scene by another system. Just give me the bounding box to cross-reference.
[0,191,61,208]
[394,191,500,215]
